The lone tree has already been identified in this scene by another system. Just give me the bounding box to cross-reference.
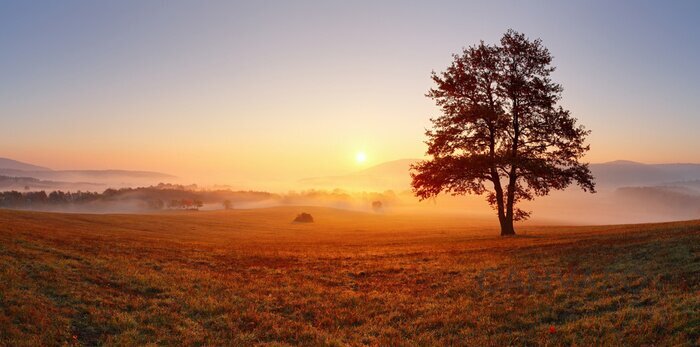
[411,30,595,236]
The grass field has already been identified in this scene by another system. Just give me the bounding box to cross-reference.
[0,207,698,346]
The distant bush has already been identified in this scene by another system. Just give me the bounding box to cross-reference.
[293,212,314,223]
[372,200,383,212]
[169,199,203,210]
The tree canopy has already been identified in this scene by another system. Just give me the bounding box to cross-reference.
[411,29,595,236]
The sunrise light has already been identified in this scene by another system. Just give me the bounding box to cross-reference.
[2,2,699,344]
[355,151,367,164]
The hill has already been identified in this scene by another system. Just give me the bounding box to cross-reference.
[0,207,697,345]
[593,160,700,186]
[0,169,175,183]
[0,175,102,191]
[298,159,416,191]
[300,159,700,191]
[0,157,176,189]
[0,157,51,171]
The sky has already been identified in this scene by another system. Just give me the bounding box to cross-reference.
[1,1,699,186]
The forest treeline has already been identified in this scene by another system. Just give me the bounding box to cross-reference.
[0,183,399,212]
[0,184,275,211]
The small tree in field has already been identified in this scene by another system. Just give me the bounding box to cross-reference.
[411,30,595,236]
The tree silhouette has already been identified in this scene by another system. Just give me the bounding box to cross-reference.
[168,199,182,209]
[411,30,595,236]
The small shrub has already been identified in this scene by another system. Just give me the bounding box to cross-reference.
[293,213,314,223]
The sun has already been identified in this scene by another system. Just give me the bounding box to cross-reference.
[355,151,367,164]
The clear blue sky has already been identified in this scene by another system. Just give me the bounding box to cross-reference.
[1,1,699,184]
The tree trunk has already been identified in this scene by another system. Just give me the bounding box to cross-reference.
[502,97,519,237]
[499,215,516,236]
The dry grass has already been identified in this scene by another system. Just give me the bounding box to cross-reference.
[0,207,698,346]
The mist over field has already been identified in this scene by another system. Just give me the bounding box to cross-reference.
[298,159,700,224]
[2,156,700,225]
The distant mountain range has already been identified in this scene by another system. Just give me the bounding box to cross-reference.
[589,160,700,187]
[0,168,175,181]
[0,175,103,191]
[300,158,700,191]
[0,158,51,171]
[0,157,175,190]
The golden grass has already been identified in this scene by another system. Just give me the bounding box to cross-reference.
[0,207,698,346]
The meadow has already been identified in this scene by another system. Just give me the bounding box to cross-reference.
[0,207,698,346]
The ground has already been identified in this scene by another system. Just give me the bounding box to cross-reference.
[0,207,698,346]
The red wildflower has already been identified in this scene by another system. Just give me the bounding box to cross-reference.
[549,326,556,334]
